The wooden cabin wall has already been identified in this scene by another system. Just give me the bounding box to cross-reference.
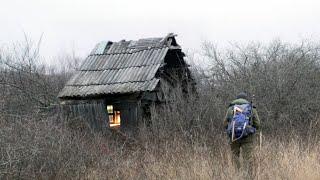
[59,93,156,133]
[60,99,108,130]
[103,93,142,132]
[119,101,140,131]
[161,49,196,96]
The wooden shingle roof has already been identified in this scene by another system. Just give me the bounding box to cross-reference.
[58,33,181,99]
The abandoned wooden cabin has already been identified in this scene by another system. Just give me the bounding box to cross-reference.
[58,33,194,131]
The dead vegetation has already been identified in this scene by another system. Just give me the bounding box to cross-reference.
[1,38,320,179]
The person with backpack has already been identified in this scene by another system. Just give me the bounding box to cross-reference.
[223,92,261,174]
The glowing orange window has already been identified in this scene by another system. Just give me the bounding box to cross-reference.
[107,105,121,128]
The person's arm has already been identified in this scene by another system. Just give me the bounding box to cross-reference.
[223,107,233,129]
[252,108,261,131]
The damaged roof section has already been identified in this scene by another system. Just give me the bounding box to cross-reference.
[58,33,181,99]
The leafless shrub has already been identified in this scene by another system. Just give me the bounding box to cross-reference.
[200,40,320,139]
[0,37,82,115]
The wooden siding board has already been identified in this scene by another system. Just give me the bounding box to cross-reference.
[60,100,108,130]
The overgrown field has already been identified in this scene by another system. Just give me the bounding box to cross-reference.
[1,39,320,179]
[1,113,319,179]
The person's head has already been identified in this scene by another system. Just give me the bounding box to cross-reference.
[236,91,248,99]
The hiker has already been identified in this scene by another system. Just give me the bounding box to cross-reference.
[223,92,261,174]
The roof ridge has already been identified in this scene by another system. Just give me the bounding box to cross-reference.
[79,63,164,71]
[90,46,168,56]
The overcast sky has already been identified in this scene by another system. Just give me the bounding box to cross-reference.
[1,0,320,64]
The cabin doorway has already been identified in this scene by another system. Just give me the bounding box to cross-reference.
[107,105,121,128]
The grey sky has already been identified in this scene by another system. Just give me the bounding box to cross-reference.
[1,0,320,64]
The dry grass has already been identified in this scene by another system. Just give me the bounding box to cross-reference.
[85,136,320,180]
[257,140,320,180]
[1,114,320,180]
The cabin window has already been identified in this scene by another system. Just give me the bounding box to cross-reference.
[107,105,121,128]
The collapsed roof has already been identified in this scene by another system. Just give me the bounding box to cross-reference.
[58,33,185,99]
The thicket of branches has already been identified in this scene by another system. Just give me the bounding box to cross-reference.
[146,39,320,144]
[201,40,320,138]
[1,38,320,179]
[0,38,80,115]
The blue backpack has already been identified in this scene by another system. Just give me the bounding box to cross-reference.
[227,103,256,142]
